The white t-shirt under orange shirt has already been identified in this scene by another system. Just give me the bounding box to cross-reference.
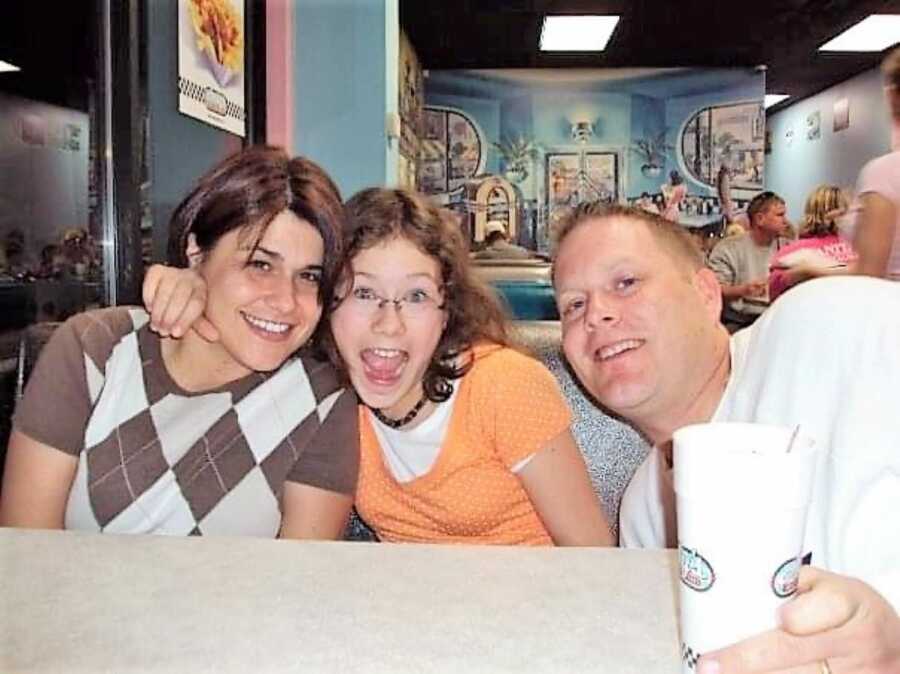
[355,344,572,546]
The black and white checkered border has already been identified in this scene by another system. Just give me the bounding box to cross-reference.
[178,76,246,122]
[682,643,702,670]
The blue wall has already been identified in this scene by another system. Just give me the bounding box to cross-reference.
[766,67,892,222]
[146,0,241,263]
[530,91,632,148]
[293,0,396,198]
[425,69,764,204]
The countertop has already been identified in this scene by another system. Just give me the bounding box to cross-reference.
[0,528,681,673]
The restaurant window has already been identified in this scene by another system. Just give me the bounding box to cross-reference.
[0,0,112,453]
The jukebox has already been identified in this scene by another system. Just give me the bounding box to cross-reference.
[460,175,521,245]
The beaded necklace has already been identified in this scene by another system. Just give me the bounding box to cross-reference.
[371,394,429,429]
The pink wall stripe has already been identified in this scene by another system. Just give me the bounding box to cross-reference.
[266,0,294,152]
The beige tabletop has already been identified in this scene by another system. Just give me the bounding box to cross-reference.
[0,528,680,673]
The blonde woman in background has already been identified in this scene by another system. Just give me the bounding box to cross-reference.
[768,185,856,301]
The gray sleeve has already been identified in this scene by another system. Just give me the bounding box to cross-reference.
[12,319,92,456]
[707,240,737,286]
[286,388,360,495]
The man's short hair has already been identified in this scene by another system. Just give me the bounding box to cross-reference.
[550,202,705,283]
[747,191,784,224]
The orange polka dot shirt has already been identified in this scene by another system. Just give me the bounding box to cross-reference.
[355,344,572,545]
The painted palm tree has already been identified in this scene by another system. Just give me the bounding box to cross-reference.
[491,134,540,183]
[631,129,674,178]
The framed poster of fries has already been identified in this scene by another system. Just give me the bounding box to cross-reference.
[178,0,246,137]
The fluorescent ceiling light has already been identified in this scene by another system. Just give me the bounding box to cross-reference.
[540,15,620,52]
[765,94,790,109]
[0,60,20,73]
[819,15,900,52]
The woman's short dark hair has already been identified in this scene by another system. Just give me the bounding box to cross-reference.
[167,145,344,305]
[327,187,511,402]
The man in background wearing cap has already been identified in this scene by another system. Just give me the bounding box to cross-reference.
[473,221,534,260]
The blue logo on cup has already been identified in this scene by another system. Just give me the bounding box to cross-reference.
[680,546,715,592]
[772,556,801,598]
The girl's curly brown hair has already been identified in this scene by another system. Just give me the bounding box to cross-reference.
[324,187,511,402]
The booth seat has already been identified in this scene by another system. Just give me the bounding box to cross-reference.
[511,321,649,538]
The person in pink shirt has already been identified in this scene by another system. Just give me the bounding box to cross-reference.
[661,170,687,222]
[848,46,900,279]
[768,185,856,301]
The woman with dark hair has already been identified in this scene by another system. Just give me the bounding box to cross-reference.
[0,146,359,538]
[144,187,612,546]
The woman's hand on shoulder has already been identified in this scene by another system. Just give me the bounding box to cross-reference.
[698,566,900,674]
[142,264,218,341]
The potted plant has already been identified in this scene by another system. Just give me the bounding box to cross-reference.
[631,130,674,179]
[491,134,540,184]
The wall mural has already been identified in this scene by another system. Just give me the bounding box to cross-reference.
[546,151,618,230]
[422,68,765,251]
[398,31,424,189]
[420,107,484,195]
[681,102,765,190]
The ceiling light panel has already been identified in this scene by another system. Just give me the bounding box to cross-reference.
[540,15,620,52]
[819,15,900,52]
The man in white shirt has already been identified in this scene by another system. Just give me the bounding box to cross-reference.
[551,202,900,674]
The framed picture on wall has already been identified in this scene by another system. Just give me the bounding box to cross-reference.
[545,151,619,233]
[584,153,618,202]
[177,0,246,137]
[806,111,821,141]
[833,98,850,132]
[546,153,579,206]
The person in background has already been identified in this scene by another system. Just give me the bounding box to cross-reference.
[36,244,65,279]
[2,228,36,278]
[145,188,613,547]
[635,192,660,215]
[61,227,98,279]
[0,146,359,538]
[846,45,900,280]
[551,202,899,674]
[472,220,534,260]
[707,191,791,331]
[768,185,856,301]
[660,170,687,221]
[716,163,735,223]
[722,222,746,239]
